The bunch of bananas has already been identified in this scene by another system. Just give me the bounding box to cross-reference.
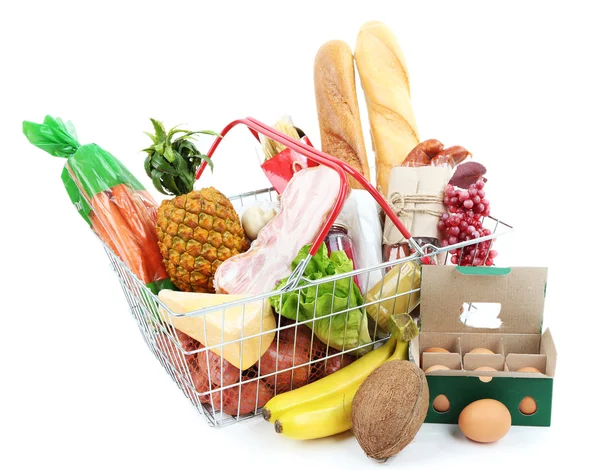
[263,314,419,440]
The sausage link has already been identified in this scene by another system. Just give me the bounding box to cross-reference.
[403,139,444,167]
[431,145,471,168]
[419,139,445,159]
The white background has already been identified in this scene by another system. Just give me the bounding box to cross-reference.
[1,0,598,468]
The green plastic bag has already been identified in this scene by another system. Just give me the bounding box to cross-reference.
[23,115,174,294]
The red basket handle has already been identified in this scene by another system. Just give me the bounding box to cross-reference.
[195,117,428,263]
[196,118,348,257]
[245,118,420,245]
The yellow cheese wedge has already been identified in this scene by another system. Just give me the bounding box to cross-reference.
[157,290,276,370]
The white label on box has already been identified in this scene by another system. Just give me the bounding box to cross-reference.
[459,302,502,329]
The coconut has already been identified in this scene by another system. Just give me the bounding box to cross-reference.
[351,360,429,461]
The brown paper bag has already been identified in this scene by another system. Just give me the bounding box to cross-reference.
[383,166,453,248]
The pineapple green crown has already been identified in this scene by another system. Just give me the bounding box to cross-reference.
[142,118,219,196]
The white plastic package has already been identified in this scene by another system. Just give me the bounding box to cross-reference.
[336,189,384,293]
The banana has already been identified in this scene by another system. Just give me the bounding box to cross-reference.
[262,336,396,423]
[273,341,410,440]
[263,314,418,425]
[275,389,358,440]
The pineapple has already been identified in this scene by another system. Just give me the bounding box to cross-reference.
[143,119,249,292]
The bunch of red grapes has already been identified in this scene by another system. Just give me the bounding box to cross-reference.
[438,179,497,266]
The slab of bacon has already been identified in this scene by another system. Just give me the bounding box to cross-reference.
[214,165,343,295]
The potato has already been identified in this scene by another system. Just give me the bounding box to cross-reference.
[309,333,355,382]
[259,326,311,392]
[167,329,211,403]
[199,349,241,387]
[189,355,211,403]
[208,380,274,416]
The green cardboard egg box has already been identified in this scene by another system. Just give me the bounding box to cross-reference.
[409,265,556,426]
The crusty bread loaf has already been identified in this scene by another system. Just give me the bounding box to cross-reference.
[354,21,420,196]
[314,40,369,189]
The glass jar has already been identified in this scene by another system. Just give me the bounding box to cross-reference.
[325,222,361,292]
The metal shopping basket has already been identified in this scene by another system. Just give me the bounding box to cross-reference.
[105,117,513,427]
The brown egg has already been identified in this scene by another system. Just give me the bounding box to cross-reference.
[425,365,451,373]
[432,394,450,412]
[469,348,495,354]
[474,366,497,383]
[458,399,512,443]
[424,347,450,353]
[517,366,542,373]
[519,396,537,415]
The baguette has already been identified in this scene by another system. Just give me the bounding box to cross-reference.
[314,40,369,189]
[354,21,420,196]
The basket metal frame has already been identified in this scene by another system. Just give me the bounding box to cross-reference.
[101,117,513,427]
[106,183,512,427]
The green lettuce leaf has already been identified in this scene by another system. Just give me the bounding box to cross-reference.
[270,243,372,354]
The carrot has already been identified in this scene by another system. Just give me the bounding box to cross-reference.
[144,238,169,281]
[91,191,151,283]
[137,190,159,220]
[23,117,169,287]
[111,184,168,282]
[110,184,153,246]
[90,212,118,254]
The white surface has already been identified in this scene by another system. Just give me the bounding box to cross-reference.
[1,0,597,468]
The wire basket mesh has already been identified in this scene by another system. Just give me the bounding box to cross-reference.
[100,117,513,427]
[106,183,512,427]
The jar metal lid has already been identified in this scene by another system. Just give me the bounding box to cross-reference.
[331,221,349,232]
